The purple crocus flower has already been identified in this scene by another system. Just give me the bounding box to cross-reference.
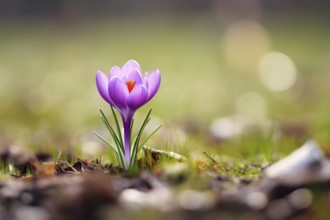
[96,60,161,167]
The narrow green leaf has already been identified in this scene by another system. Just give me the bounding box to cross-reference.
[93,131,125,167]
[129,109,154,167]
[99,109,126,167]
[138,124,162,152]
[135,109,152,141]
[93,131,118,153]
[130,109,151,156]
[100,110,122,151]
[117,148,126,168]
[130,137,138,165]
[134,118,151,152]
[130,118,134,132]
[110,106,124,147]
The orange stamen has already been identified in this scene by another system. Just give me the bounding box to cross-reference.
[125,80,136,93]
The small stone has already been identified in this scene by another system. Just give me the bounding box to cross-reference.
[118,175,174,212]
[13,207,49,220]
[20,192,34,205]
[288,188,312,210]
[143,146,187,162]
[266,198,292,220]
[245,191,268,210]
[178,190,215,211]
[265,140,326,184]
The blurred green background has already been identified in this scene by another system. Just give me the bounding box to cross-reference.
[1,0,330,155]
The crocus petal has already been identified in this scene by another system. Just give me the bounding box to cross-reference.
[146,69,161,101]
[122,60,142,75]
[108,77,129,109]
[109,66,123,80]
[127,84,148,110]
[127,68,143,85]
[96,70,113,104]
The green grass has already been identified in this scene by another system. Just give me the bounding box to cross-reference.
[0,15,329,220]
[0,13,329,179]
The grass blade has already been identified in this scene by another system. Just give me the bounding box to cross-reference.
[100,110,123,151]
[130,109,152,156]
[93,130,125,167]
[138,124,162,152]
[93,131,118,153]
[110,106,124,147]
[129,110,151,167]
[99,109,126,167]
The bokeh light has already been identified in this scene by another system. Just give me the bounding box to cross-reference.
[235,92,268,122]
[257,52,298,92]
[223,21,270,73]
[0,1,329,148]
[209,116,246,140]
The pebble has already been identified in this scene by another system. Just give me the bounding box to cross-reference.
[265,140,329,184]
